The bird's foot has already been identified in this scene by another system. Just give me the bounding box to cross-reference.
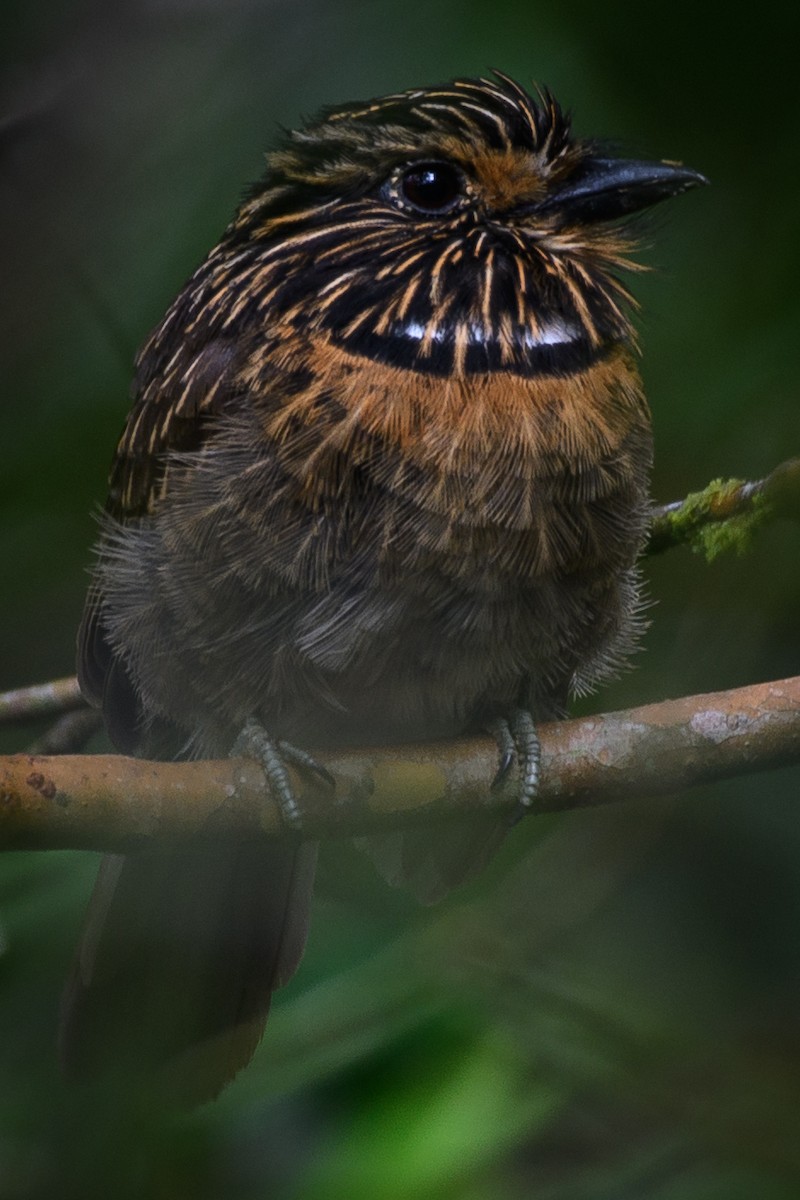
[488,708,542,826]
[231,718,334,831]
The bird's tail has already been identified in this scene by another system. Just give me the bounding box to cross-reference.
[59,839,317,1103]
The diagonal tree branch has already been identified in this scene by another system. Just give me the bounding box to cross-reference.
[0,676,797,853]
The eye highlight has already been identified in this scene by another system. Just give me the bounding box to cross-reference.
[393,161,465,214]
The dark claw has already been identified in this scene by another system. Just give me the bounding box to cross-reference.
[277,740,336,791]
[493,748,515,790]
[487,709,542,823]
[488,717,516,791]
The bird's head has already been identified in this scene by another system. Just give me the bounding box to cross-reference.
[224,73,706,378]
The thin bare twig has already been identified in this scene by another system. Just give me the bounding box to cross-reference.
[0,676,85,723]
[0,676,797,853]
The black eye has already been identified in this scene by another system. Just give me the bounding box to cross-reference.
[398,161,464,213]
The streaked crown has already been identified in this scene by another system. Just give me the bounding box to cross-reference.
[210,72,704,378]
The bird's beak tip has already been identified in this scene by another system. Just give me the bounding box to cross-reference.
[539,155,709,223]
[660,161,710,191]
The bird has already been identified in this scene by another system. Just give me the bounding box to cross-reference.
[60,72,705,1101]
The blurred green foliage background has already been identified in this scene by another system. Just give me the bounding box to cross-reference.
[1,1,799,1196]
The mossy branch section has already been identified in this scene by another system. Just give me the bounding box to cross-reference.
[0,676,797,853]
[647,457,800,558]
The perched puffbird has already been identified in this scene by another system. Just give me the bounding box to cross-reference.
[62,73,705,1099]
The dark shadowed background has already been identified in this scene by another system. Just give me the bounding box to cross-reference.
[1,2,799,1197]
